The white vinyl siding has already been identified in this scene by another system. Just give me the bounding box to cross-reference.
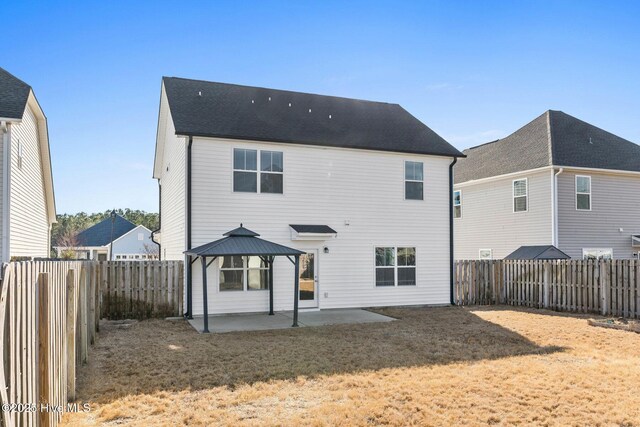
[558,171,640,259]
[8,103,49,258]
[157,89,186,261]
[454,170,553,260]
[190,137,452,315]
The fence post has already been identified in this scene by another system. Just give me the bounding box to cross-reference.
[37,272,50,427]
[543,261,550,309]
[66,269,76,402]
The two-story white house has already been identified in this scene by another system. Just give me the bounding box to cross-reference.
[153,77,463,317]
[0,67,56,262]
[454,110,640,260]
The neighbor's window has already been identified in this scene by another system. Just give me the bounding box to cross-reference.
[219,256,244,291]
[219,256,269,291]
[260,150,283,194]
[405,161,424,200]
[513,178,528,212]
[576,175,591,210]
[582,248,612,260]
[453,190,462,218]
[479,249,492,260]
[137,232,144,241]
[397,247,416,286]
[375,247,396,286]
[375,247,417,287]
[233,148,258,192]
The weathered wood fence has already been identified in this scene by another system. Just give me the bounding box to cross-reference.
[0,260,184,427]
[455,259,640,318]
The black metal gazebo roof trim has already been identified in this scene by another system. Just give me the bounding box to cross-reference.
[184,225,305,333]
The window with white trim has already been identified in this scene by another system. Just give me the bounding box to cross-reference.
[375,247,416,286]
[405,161,423,200]
[576,175,591,210]
[582,248,612,260]
[260,150,283,194]
[219,256,269,291]
[513,178,527,212]
[138,232,144,241]
[453,190,462,218]
[233,148,283,194]
[479,249,492,260]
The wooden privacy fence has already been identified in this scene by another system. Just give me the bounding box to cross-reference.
[0,260,184,427]
[455,259,640,318]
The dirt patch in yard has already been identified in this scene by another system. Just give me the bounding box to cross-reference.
[62,307,640,426]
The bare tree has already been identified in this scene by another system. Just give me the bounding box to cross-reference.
[143,243,160,259]
[58,230,80,259]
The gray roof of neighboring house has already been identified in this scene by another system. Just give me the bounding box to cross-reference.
[454,110,640,183]
[185,225,305,257]
[0,67,31,120]
[162,77,463,158]
[76,215,138,247]
[504,245,571,260]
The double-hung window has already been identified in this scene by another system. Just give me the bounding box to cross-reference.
[576,175,591,210]
[219,256,269,291]
[233,149,258,192]
[233,148,283,194]
[405,161,424,200]
[453,190,462,218]
[513,178,528,212]
[375,247,416,287]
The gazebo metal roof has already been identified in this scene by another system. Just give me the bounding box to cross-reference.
[184,225,305,333]
[185,225,305,257]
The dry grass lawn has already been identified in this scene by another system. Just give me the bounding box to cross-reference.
[62,307,640,426]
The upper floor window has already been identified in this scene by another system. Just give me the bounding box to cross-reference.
[453,190,462,218]
[576,175,591,210]
[405,161,423,200]
[233,148,283,194]
[513,178,527,212]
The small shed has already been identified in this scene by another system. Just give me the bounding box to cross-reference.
[504,245,570,260]
[184,225,305,333]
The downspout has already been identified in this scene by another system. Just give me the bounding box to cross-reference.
[1,121,10,264]
[150,180,161,260]
[186,136,193,319]
[552,168,564,247]
[449,157,458,305]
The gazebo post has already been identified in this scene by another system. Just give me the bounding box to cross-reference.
[268,257,274,315]
[292,255,300,327]
[201,256,209,333]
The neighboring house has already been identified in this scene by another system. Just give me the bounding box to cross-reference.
[0,67,56,262]
[454,110,640,260]
[153,77,463,316]
[55,214,158,261]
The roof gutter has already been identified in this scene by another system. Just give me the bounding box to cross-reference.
[1,121,10,264]
[185,136,193,319]
[552,168,563,247]
[449,157,457,305]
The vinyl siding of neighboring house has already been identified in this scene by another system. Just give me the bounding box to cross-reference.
[454,169,553,260]
[189,137,453,315]
[112,226,156,258]
[8,102,50,259]
[157,89,186,261]
[557,170,640,259]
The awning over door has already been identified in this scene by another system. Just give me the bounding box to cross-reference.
[289,224,337,241]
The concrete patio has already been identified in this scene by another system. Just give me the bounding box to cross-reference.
[187,308,395,333]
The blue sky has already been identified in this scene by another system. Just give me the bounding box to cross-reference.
[4,1,639,214]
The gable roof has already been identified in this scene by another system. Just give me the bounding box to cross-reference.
[76,215,137,247]
[161,77,463,158]
[504,245,571,260]
[455,110,640,183]
[0,67,31,120]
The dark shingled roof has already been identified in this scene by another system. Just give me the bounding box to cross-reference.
[455,110,640,183]
[504,245,570,260]
[185,225,305,257]
[289,224,337,234]
[163,77,463,158]
[0,67,31,120]
[76,215,137,247]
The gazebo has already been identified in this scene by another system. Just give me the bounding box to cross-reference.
[184,225,306,333]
